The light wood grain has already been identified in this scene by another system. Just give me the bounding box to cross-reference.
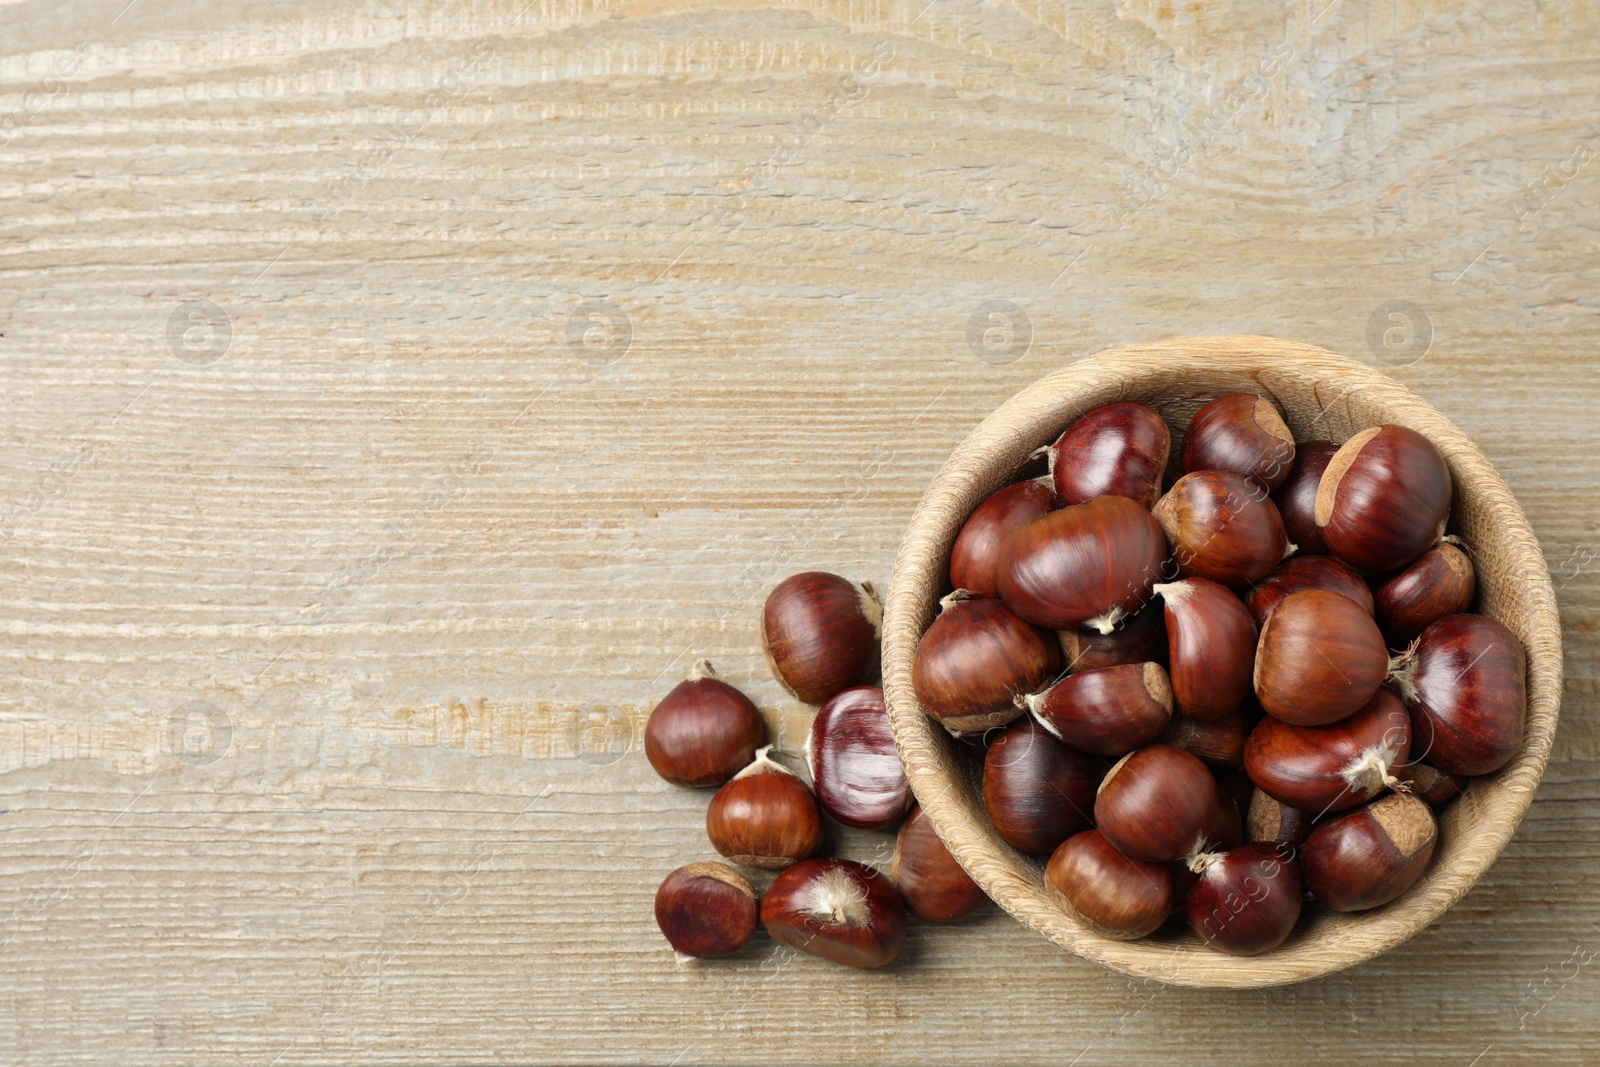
[1,0,1598,1061]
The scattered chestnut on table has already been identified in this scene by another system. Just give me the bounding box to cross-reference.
[806,686,910,830]
[760,571,882,704]
[761,858,906,968]
[705,747,824,869]
[892,805,987,923]
[645,659,765,788]
[655,862,759,959]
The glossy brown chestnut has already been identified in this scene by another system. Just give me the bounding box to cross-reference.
[805,686,910,830]
[1181,393,1297,491]
[982,714,1101,854]
[892,805,987,923]
[1244,688,1411,815]
[1153,578,1256,720]
[645,660,765,788]
[1389,613,1526,776]
[1272,440,1339,555]
[1254,589,1388,726]
[1316,425,1453,574]
[654,861,759,958]
[1058,601,1167,673]
[1246,790,1315,849]
[760,572,882,705]
[1047,401,1171,510]
[1184,842,1302,955]
[1154,470,1290,588]
[1302,792,1437,912]
[1394,761,1466,806]
[1244,554,1375,630]
[1374,540,1476,647]
[1026,662,1173,757]
[949,478,1058,598]
[1161,708,1249,770]
[997,495,1168,633]
[1094,744,1220,863]
[705,748,824,869]
[1045,829,1177,939]
[760,858,906,967]
[912,595,1060,733]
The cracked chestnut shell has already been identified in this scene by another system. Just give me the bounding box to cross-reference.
[761,858,906,967]
[655,862,759,958]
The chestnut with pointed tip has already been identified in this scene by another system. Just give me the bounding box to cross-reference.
[1244,554,1375,630]
[760,572,882,705]
[912,595,1060,733]
[997,495,1168,633]
[1154,470,1290,588]
[1394,761,1466,806]
[654,862,759,958]
[1316,425,1452,574]
[1389,613,1526,776]
[892,805,987,923]
[1184,842,1303,955]
[1094,744,1220,863]
[1181,393,1297,491]
[949,479,1058,598]
[1161,708,1249,770]
[1272,440,1339,556]
[1048,402,1172,510]
[1246,790,1315,849]
[705,747,824,869]
[806,686,910,830]
[1154,578,1256,720]
[1244,689,1412,815]
[760,858,906,967]
[1025,662,1173,757]
[645,660,765,788]
[1058,601,1168,673]
[1374,540,1476,647]
[1045,829,1177,939]
[982,714,1101,854]
[1254,589,1388,726]
[1302,792,1437,912]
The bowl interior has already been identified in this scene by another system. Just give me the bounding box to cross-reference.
[881,336,1562,988]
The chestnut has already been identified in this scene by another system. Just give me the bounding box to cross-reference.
[705,748,824,869]
[760,572,881,704]
[912,595,1060,733]
[655,861,759,959]
[982,714,1101,854]
[1389,613,1526,776]
[1243,689,1411,815]
[997,495,1168,633]
[1057,600,1167,673]
[1302,792,1437,911]
[760,858,906,967]
[949,478,1058,598]
[1374,540,1476,647]
[1316,425,1452,574]
[1161,708,1249,770]
[1244,555,1375,630]
[1154,470,1290,588]
[1394,761,1466,806]
[1245,790,1315,850]
[1272,440,1339,556]
[1094,744,1220,863]
[1045,829,1177,939]
[1026,662,1173,757]
[806,686,910,830]
[645,660,765,788]
[1181,393,1297,491]
[1254,589,1387,726]
[892,804,986,922]
[1047,402,1171,510]
[1184,842,1302,955]
[1154,578,1256,720]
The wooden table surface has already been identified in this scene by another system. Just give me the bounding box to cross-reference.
[2,0,1597,1062]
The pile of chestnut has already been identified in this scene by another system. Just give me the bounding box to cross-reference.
[648,572,984,968]
[913,395,1527,955]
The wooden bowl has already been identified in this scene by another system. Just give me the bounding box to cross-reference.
[881,336,1562,988]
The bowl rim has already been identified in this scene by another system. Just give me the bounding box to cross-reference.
[881,335,1563,988]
